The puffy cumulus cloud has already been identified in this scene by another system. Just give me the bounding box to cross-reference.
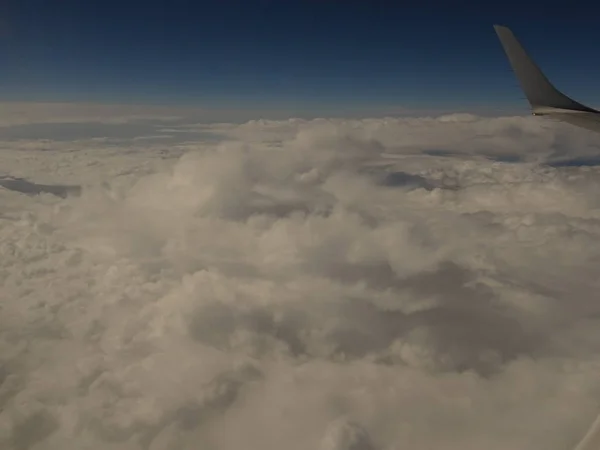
[2,113,600,449]
[181,113,600,167]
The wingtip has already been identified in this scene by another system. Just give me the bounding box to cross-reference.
[492,21,599,116]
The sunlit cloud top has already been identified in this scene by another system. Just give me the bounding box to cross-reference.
[2,108,600,448]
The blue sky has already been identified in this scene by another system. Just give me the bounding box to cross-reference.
[3,1,600,115]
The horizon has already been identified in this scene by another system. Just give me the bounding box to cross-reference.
[0,99,527,125]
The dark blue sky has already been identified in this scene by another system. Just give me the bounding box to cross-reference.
[3,1,600,114]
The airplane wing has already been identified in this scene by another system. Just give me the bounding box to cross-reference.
[493,24,600,134]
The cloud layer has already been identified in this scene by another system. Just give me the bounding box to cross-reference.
[2,113,600,449]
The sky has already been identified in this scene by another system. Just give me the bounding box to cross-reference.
[3,1,600,114]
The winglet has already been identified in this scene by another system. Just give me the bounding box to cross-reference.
[493,24,598,115]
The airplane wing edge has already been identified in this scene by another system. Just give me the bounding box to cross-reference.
[493,25,600,116]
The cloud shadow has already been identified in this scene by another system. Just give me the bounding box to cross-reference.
[0,176,81,198]
[547,156,600,167]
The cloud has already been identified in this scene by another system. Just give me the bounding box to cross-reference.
[0,102,451,129]
[1,113,600,449]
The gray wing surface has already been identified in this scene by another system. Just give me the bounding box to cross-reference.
[493,24,600,133]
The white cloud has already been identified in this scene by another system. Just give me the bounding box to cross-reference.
[1,113,600,449]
